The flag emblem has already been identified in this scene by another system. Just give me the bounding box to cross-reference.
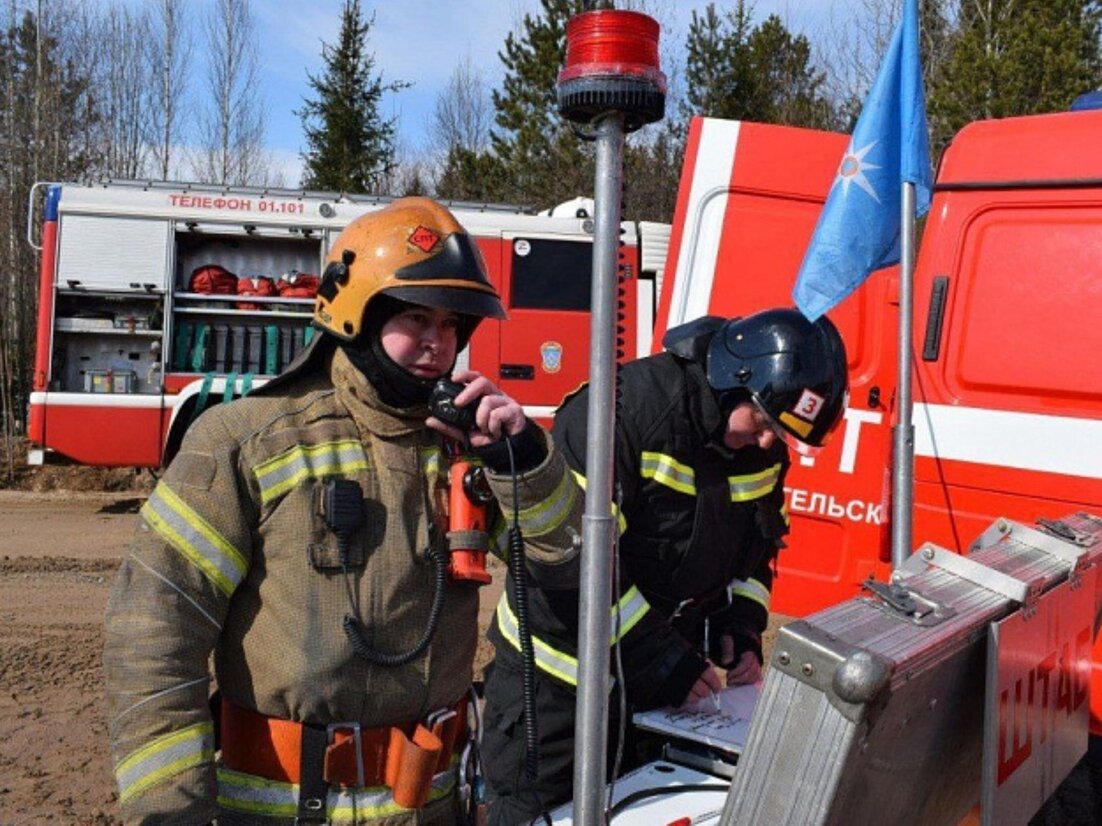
[792,0,931,321]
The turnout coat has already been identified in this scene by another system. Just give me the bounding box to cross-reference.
[488,351,790,710]
[104,341,582,825]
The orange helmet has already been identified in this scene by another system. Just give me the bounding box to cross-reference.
[315,197,506,341]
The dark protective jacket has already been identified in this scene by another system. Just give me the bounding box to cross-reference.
[103,341,583,825]
[487,352,789,709]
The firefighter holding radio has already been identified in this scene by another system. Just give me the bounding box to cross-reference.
[481,308,850,824]
[103,197,583,825]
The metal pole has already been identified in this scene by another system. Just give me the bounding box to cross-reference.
[573,112,625,826]
[891,181,917,570]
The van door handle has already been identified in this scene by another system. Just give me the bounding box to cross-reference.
[922,276,949,361]
[500,364,535,380]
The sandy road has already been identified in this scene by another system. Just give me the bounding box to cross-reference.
[0,490,505,824]
[0,491,139,824]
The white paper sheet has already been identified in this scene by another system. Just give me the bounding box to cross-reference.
[631,681,762,754]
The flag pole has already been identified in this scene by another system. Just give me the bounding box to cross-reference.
[891,181,917,570]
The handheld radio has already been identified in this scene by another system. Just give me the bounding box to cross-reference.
[432,379,493,585]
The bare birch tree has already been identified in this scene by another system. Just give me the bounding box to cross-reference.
[814,0,954,128]
[98,4,150,178]
[430,54,492,156]
[195,0,266,185]
[147,0,190,180]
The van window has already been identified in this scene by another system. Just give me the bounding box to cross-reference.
[510,238,591,311]
[949,205,1102,407]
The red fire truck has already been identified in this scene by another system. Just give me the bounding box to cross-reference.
[24,182,669,467]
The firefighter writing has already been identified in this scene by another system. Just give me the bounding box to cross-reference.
[168,194,305,214]
[996,623,1092,785]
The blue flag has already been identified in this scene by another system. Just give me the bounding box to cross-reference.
[792,0,932,321]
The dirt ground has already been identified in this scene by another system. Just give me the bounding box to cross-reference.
[0,483,510,825]
[0,490,136,824]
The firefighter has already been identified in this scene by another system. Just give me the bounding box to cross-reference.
[103,197,583,825]
[481,308,850,824]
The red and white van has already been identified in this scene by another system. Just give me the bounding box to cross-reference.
[658,109,1102,731]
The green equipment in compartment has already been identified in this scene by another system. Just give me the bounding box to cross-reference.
[264,325,279,374]
[173,322,193,371]
[190,324,211,372]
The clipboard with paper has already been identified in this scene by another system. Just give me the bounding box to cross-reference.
[630,681,762,755]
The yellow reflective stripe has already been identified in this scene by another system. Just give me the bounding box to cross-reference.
[142,485,247,597]
[728,577,771,611]
[728,463,781,502]
[569,470,627,534]
[611,585,651,640]
[781,503,790,527]
[496,587,652,685]
[253,440,369,505]
[420,446,441,478]
[641,451,696,496]
[513,467,578,537]
[216,763,457,819]
[496,594,579,685]
[116,722,214,804]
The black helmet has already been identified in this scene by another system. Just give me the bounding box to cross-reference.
[701,308,848,455]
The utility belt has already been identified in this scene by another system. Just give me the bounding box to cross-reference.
[220,696,467,815]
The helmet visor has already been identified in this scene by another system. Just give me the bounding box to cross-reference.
[754,388,848,457]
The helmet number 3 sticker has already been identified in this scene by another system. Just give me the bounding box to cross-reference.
[794,389,825,422]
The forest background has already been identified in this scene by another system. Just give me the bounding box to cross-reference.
[0,0,1099,469]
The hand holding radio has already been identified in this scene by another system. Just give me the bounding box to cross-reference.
[427,369,527,447]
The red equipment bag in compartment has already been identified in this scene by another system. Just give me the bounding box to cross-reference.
[277,270,320,299]
[189,264,237,295]
[235,275,277,310]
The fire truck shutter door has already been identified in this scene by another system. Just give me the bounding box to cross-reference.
[58,215,169,291]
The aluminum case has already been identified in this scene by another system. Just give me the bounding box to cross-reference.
[720,513,1102,825]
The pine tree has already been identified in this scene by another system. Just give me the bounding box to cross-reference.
[928,0,1102,150]
[0,9,90,441]
[487,0,603,206]
[683,2,755,121]
[622,126,683,223]
[436,146,509,202]
[683,1,837,129]
[298,0,407,192]
[437,0,679,217]
[749,17,837,128]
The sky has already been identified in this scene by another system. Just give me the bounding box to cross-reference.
[253,0,853,185]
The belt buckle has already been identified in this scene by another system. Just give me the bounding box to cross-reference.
[425,707,458,731]
[670,598,693,620]
[326,721,366,788]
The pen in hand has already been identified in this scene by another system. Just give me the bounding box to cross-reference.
[710,689,721,712]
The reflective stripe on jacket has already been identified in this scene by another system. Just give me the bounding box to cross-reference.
[489,352,789,707]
